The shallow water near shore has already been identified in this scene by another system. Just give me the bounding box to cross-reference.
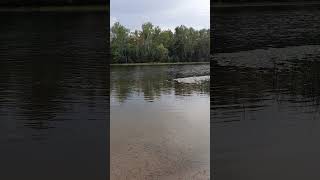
[111,64,210,179]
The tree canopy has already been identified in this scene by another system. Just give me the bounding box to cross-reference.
[110,22,210,64]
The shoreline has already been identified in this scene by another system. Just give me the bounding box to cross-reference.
[213,1,320,8]
[0,5,108,12]
[110,62,210,66]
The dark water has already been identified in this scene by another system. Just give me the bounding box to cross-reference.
[213,5,320,53]
[213,6,320,180]
[110,65,210,179]
[0,12,108,180]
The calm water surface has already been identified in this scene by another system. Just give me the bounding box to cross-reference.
[213,6,320,180]
[111,65,210,179]
[0,12,107,180]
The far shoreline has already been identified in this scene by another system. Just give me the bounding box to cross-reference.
[110,62,210,66]
[0,5,108,12]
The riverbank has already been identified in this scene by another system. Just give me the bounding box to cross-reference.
[0,5,107,12]
[213,1,320,8]
[111,62,209,66]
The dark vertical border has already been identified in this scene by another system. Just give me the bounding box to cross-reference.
[210,0,214,179]
[106,0,111,179]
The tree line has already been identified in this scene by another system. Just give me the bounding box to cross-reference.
[110,22,210,64]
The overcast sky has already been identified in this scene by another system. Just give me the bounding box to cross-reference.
[110,0,210,31]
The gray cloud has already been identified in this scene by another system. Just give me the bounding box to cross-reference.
[111,0,187,14]
[111,0,209,31]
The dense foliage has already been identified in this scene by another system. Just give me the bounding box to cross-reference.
[110,22,210,63]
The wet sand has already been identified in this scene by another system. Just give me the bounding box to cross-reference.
[111,114,209,179]
[111,134,209,180]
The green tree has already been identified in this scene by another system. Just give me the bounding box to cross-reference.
[110,22,130,63]
[155,44,169,62]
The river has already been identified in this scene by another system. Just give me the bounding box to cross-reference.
[111,64,210,179]
[0,12,108,180]
[213,5,320,180]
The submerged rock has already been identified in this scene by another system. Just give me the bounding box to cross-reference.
[173,76,210,84]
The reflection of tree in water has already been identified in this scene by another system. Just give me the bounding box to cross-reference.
[111,66,171,103]
[212,58,320,113]
[0,55,62,142]
[0,13,109,141]
[174,81,209,96]
[284,59,320,101]
[26,59,65,130]
[111,65,210,103]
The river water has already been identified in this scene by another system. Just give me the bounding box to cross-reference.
[213,6,320,180]
[110,64,210,179]
[0,12,108,180]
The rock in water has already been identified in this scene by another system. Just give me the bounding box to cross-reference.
[173,76,210,84]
